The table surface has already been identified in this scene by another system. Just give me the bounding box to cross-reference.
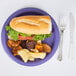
[0,0,76,76]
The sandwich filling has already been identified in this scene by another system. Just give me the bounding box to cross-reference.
[6,25,52,41]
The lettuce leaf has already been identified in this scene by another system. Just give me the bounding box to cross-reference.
[6,26,19,40]
[33,34,52,40]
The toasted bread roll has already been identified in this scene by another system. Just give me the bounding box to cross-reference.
[10,16,52,34]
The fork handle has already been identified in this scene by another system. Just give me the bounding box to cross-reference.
[57,30,64,61]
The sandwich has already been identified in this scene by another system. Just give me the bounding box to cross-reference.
[6,16,52,41]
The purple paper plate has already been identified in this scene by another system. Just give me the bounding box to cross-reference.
[1,7,60,66]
